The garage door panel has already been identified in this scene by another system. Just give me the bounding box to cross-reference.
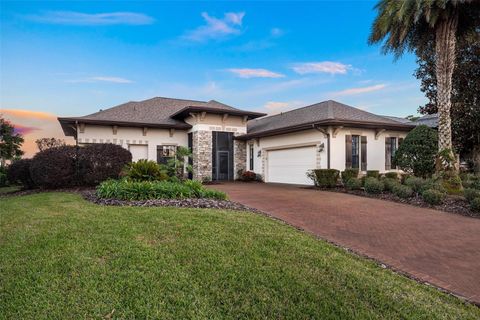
[267,147,316,185]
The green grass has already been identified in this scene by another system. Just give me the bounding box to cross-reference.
[0,193,478,319]
[0,186,21,194]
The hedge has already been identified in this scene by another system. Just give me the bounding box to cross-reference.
[313,169,340,188]
[341,169,359,184]
[6,159,35,189]
[364,177,384,194]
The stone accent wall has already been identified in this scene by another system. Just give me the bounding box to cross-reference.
[234,137,246,179]
[192,130,212,181]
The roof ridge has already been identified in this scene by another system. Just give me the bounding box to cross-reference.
[252,100,333,122]
[133,96,207,104]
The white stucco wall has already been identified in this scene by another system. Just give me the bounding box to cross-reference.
[77,125,188,161]
[247,127,408,178]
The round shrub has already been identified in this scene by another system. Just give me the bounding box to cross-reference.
[79,144,132,185]
[30,146,77,188]
[366,170,380,179]
[241,170,257,181]
[341,169,359,184]
[123,159,167,181]
[345,177,362,190]
[393,125,438,177]
[364,177,384,194]
[405,177,428,194]
[392,184,414,199]
[313,169,340,188]
[421,178,447,194]
[422,189,445,205]
[7,159,35,188]
[464,188,480,203]
[384,172,398,180]
[471,197,480,213]
[383,178,400,192]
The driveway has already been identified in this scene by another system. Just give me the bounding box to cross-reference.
[210,182,480,304]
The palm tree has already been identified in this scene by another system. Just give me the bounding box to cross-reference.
[369,0,479,171]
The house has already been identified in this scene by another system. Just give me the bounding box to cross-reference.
[58,97,415,185]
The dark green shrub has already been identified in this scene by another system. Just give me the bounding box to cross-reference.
[366,170,380,179]
[392,184,414,199]
[364,177,384,194]
[422,189,444,205]
[341,169,359,184]
[471,197,480,213]
[7,159,35,189]
[313,169,340,188]
[96,179,227,201]
[123,160,168,181]
[30,146,77,188]
[405,177,428,194]
[0,166,7,187]
[384,172,398,180]
[393,125,438,177]
[464,188,480,203]
[345,178,362,190]
[400,173,410,184]
[421,178,446,194]
[78,144,132,185]
[384,178,400,192]
[461,174,480,190]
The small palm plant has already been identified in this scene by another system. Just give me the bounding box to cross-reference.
[123,159,168,181]
[162,146,193,181]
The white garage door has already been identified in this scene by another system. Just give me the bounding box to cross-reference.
[129,144,148,162]
[267,146,317,185]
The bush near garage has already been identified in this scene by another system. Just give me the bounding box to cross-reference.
[345,177,362,190]
[392,184,414,199]
[384,172,399,180]
[313,169,340,188]
[383,178,400,192]
[364,177,384,194]
[341,169,359,184]
[241,170,257,182]
[366,170,380,179]
[6,159,35,189]
[422,189,445,205]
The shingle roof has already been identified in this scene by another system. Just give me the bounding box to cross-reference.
[415,114,438,128]
[241,100,415,139]
[58,96,265,135]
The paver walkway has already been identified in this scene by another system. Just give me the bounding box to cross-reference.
[210,182,480,304]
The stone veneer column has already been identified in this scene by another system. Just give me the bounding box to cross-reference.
[192,130,212,181]
[233,134,246,179]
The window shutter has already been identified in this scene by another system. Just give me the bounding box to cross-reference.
[385,137,391,170]
[345,135,352,168]
[361,136,367,171]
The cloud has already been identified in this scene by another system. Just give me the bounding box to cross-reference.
[270,28,284,37]
[262,100,306,114]
[226,68,285,79]
[25,11,154,25]
[66,76,133,84]
[292,61,351,75]
[332,84,387,96]
[183,12,245,41]
[13,124,40,135]
[1,109,57,120]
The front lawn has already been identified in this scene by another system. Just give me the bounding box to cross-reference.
[0,193,478,319]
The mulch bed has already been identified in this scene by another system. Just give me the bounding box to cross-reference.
[81,190,260,212]
[304,186,479,218]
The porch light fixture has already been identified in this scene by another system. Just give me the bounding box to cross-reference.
[318,143,325,152]
[257,150,262,157]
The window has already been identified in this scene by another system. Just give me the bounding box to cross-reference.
[351,135,360,169]
[385,137,397,170]
[157,145,176,164]
[249,144,254,171]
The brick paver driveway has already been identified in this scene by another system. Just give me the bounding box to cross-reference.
[210,182,480,304]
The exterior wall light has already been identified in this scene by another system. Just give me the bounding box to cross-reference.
[257,150,262,157]
[318,143,325,152]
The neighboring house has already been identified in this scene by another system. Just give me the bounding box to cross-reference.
[59,97,415,185]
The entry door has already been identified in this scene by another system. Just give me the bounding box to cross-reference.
[216,151,230,181]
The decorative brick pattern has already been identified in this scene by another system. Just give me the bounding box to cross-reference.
[192,130,212,181]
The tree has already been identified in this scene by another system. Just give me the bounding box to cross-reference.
[415,33,480,171]
[369,0,480,171]
[0,116,24,166]
[35,137,66,152]
[394,125,438,178]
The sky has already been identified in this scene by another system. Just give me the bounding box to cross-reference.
[0,0,427,157]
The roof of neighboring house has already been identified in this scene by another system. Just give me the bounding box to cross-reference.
[382,115,414,124]
[415,113,438,128]
[58,96,266,136]
[238,100,416,140]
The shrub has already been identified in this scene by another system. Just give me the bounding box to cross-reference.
[123,160,168,181]
[392,184,414,199]
[241,171,257,181]
[7,159,35,189]
[393,125,438,177]
[345,178,362,190]
[366,170,380,179]
[313,169,340,188]
[464,188,480,203]
[461,174,480,190]
[422,189,445,205]
[341,169,359,184]
[78,144,132,185]
[422,178,447,194]
[30,146,78,188]
[383,178,400,192]
[471,197,480,213]
[0,166,7,187]
[405,177,428,194]
[384,172,398,180]
[96,179,227,201]
[364,177,384,194]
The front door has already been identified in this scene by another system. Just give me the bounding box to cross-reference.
[212,131,234,181]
